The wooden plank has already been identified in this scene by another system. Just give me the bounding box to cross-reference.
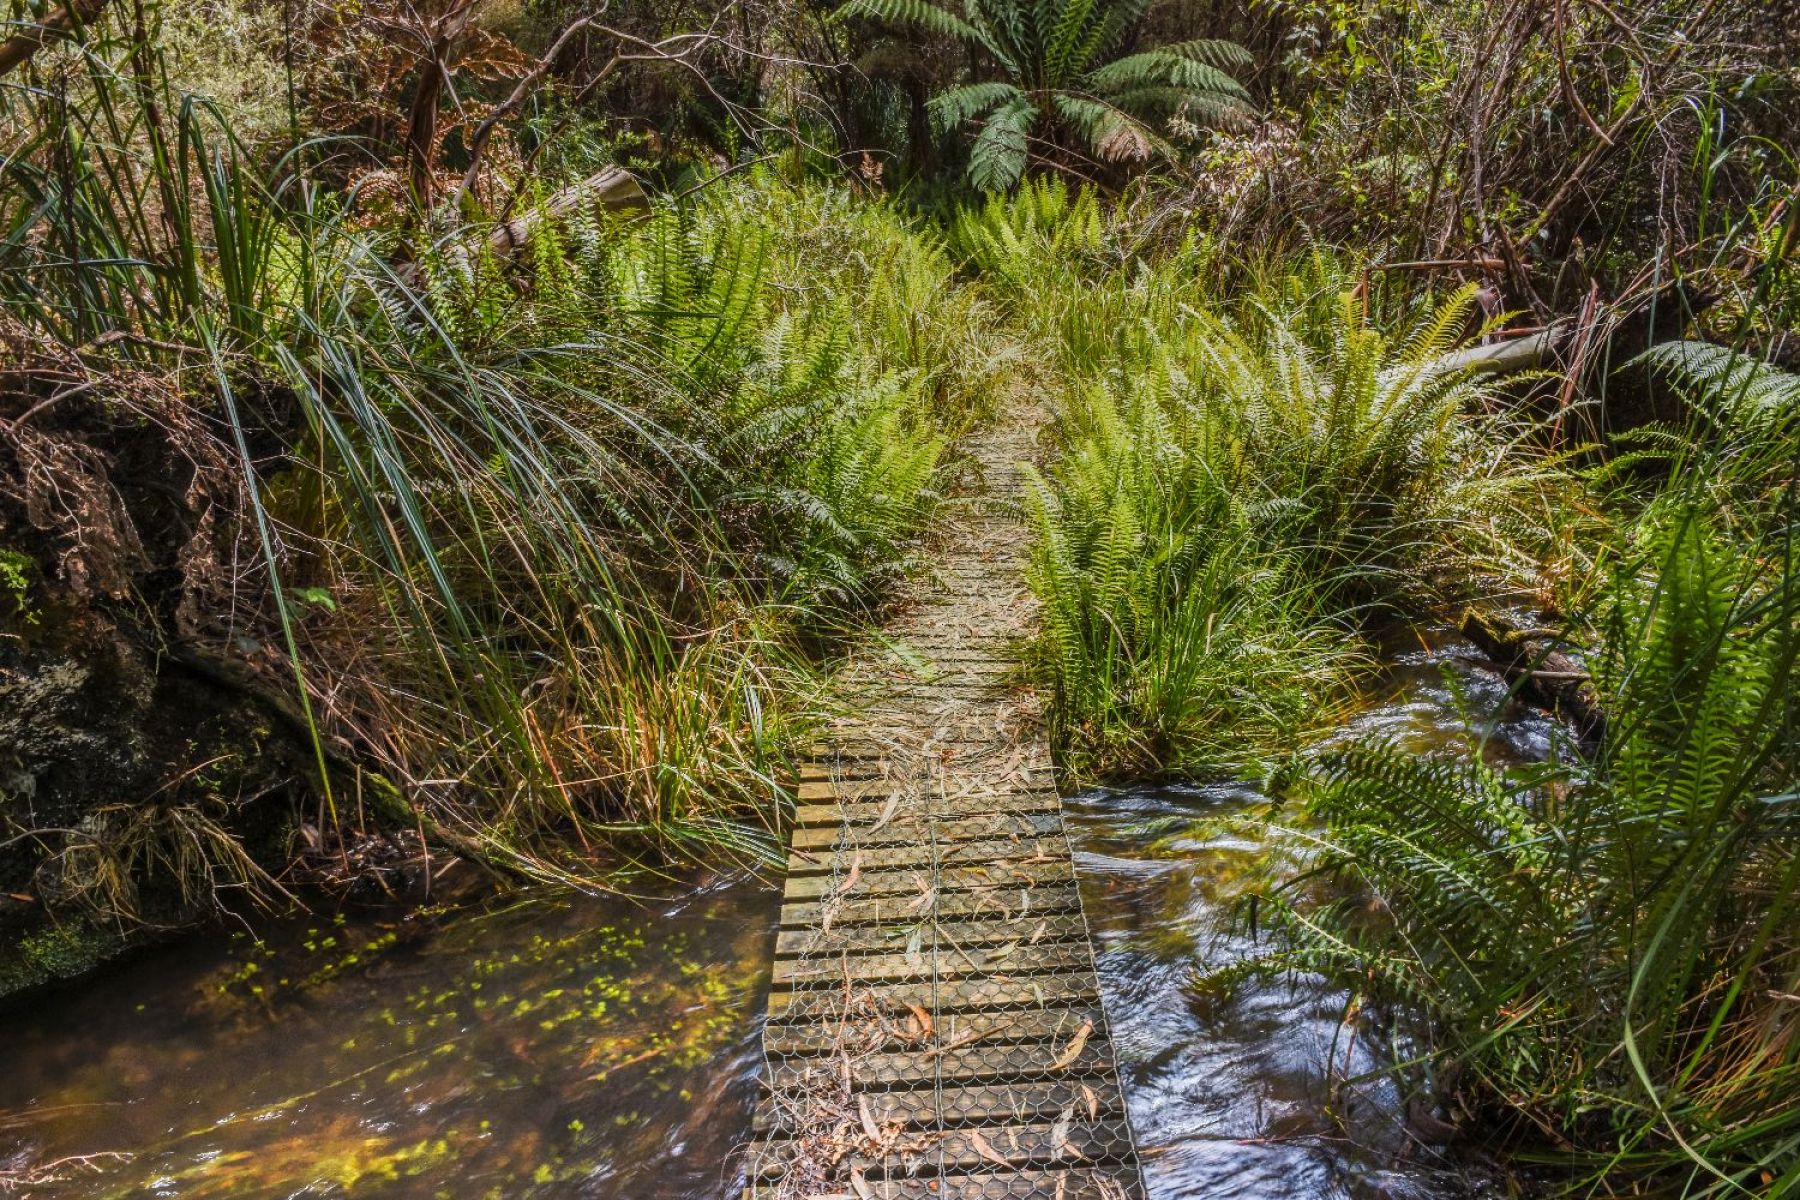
[753,1078,1128,1134]
[786,834,1069,876]
[762,1005,1109,1056]
[771,939,1093,987]
[766,970,1101,1018]
[809,739,1054,760]
[750,1118,1138,1180]
[744,1167,1144,1200]
[789,810,1062,851]
[778,859,1072,902]
[777,883,1084,929]
[792,774,1054,806]
[762,1030,1117,1088]
[774,911,1087,957]
[791,787,1059,828]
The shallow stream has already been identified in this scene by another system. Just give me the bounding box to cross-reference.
[0,627,1545,1198]
[0,875,779,1198]
[1065,627,1550,1199]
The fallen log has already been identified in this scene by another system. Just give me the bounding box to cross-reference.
[1437,279,1719,435]
[1460,608,1606,749]
[398,167,651,288]
[486,166,649,259]
[1438,326,1568,376]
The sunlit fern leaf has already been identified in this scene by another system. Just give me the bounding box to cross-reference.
[927,81,1026,131]
[835,0,985,43]
[1087,51,1247,100]
[1634,340,1800,426]
[968,97,1038,193]
[1157,37,1255,68]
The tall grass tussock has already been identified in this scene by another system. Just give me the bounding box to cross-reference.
[0,13,1008,911]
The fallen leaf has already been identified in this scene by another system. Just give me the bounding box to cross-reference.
[1081,1082,1099,1121]
[858,1094,881,1142]
[905,1002,934,1041]
[966,1127,1010,1167]
[1050,1104,1088,1161]
[1050,1020,1093,1071]
[869,791,903,833]
[851,1166,875,1200]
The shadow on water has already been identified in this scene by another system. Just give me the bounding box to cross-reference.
[1067,625,1555,1200]
[0,871,779,1198]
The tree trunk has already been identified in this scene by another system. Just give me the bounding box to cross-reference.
[485,167,649,259]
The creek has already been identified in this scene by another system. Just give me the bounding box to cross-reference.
[1066,625,1548,1199]
[0,627,1543,1198]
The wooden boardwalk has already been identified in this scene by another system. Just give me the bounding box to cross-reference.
[747,404,1145,1200]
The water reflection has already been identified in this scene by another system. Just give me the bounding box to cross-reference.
[1068,628,1547,1199]
[0,873,777,1199]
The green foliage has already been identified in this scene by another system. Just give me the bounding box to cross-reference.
[0,548,34,623]
[1244,497,1800,1193]
[1021,384,1357,777]
[837,0,1251,190]
[0,17,1002,907]
[1020,253,1556,778]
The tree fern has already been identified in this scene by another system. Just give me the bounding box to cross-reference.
[837,0,1250,190]
[968,97,1038,192]
[928,81,1025,131]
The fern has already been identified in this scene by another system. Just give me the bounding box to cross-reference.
[968,97,1038,192]
[927,81,1025,131]
[838,0,1249,189]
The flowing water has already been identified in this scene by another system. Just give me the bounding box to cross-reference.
[0,874,778,1199]
[0,626,1545,1199]
[1066,626,1551,1199]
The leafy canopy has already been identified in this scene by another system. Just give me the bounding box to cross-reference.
[836,0,1252,190]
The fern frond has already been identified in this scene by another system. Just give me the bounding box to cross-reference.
[835,0,985,43]
[927,81,1026,131]
[968,98,1039,192]
[1158,37,1254,68]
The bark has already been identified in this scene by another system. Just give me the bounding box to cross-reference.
[484,166,649,259]
[1437,278,1718,434]
[1437,327,1569,376]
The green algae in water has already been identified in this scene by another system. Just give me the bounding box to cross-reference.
[0,878,776,1199]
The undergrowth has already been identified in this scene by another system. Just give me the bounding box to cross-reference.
[0,24,1010,912]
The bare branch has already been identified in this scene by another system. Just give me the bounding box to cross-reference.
[0,0,113,77]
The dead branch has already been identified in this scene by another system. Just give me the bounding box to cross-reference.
[0,0,111,76]
[453,14,599,204]
[1462,609,1606,748]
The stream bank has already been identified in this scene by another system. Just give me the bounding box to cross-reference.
[0,624,1550,1198]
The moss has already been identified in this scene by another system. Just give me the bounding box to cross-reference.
[0,545,36,625]
[0,918,121,998]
